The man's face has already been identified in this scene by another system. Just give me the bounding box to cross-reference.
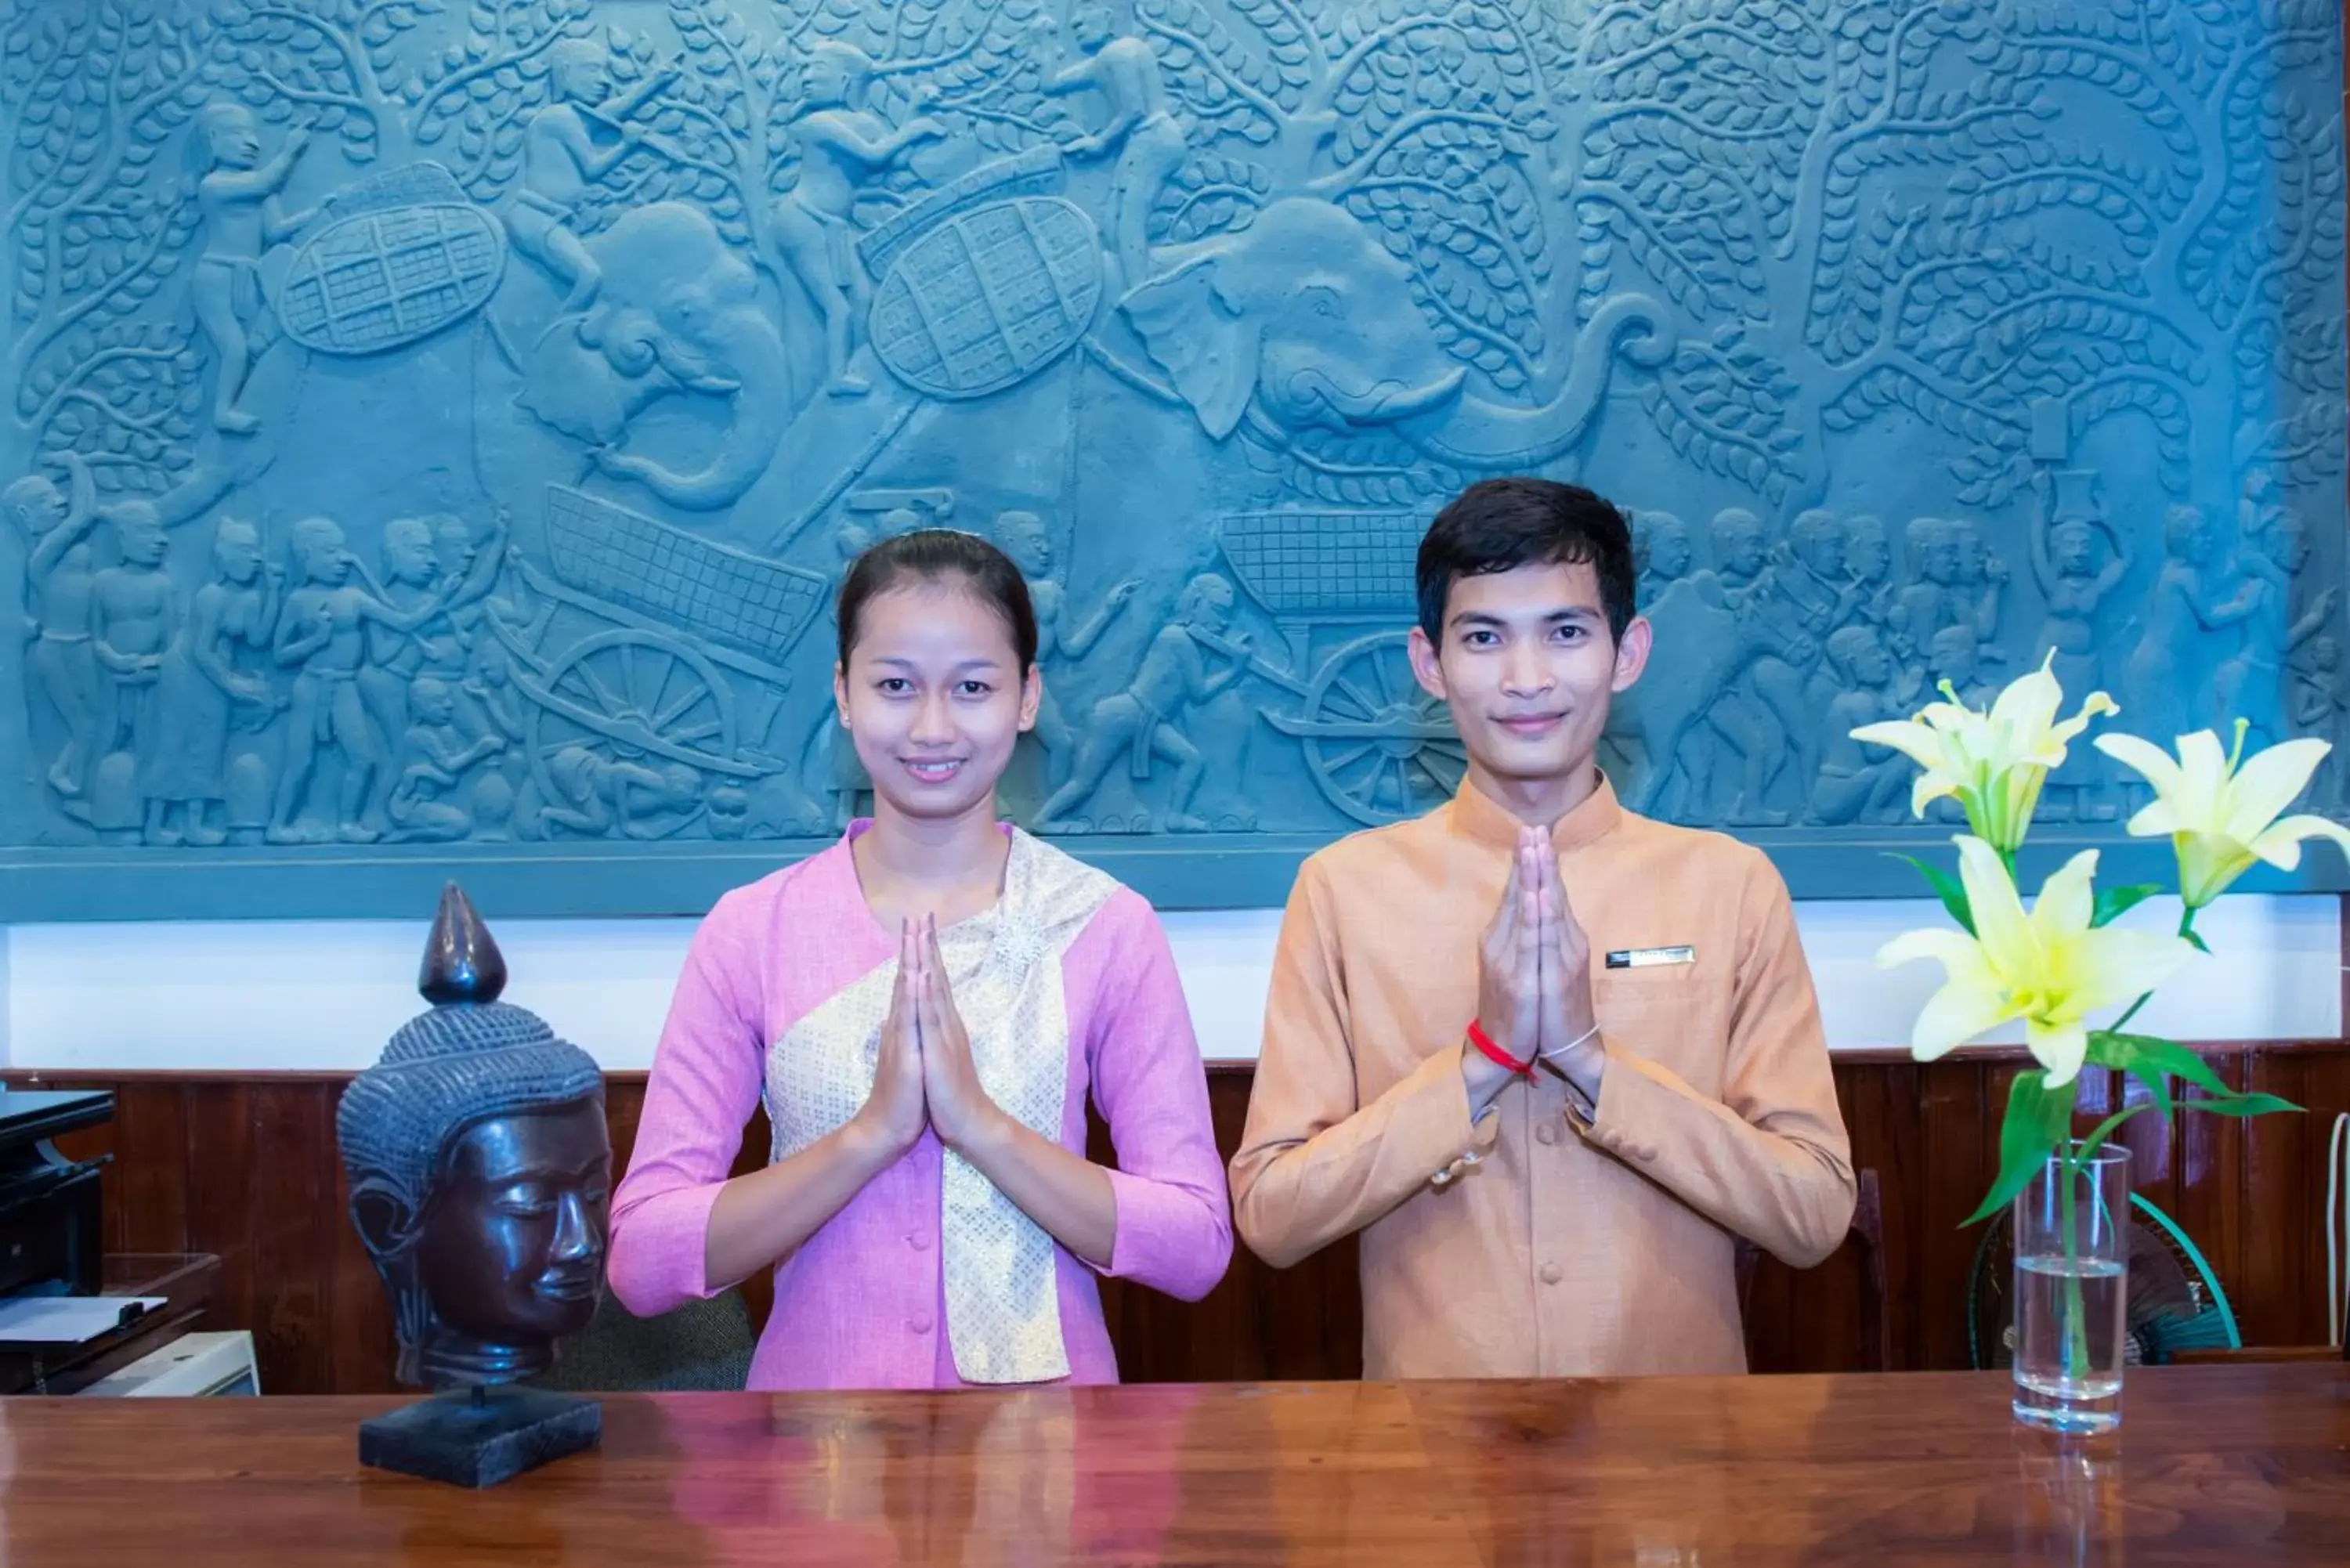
[1408,560,1647,797]
[1186,578,1233,634]
[1718,524,1764,576]
[432,522,477,579]
[1930,629,1976,685]
[387,529,439,587]
[1797,518,1845,576]
[1846,523,1889,583]
[415,1101,610,1347]
[1000,516,1050,576]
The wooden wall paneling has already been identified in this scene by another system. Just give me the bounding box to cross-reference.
[1913,1060,1994,1369]
[2169,1050,2248,1346]
[2242,1048,2350,1346]
[9,1046,2347,1394]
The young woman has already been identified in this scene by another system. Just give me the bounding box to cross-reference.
[609,529,1231,1389]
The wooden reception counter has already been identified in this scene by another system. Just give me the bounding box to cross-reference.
[7,1365,2343,1564]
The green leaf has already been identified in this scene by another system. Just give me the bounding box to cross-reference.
[2096,1032,2301,1118]
[2090,882,2161,927]
[1891,854,1974,935]
[1964,1070,2077,1226]
[2183,927,2211,954]
[2180,1092,2301,1118]
[2127,1062,2174,1119]
[2099,1031,2230,1100]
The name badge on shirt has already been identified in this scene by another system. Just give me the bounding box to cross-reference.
[1606,945,1694,970]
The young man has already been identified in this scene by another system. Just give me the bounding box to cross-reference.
[1230,479,1855,1378]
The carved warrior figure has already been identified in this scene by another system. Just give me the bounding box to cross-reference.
[1044,5,1188,281]
[1038,573,1252,833]
[506,39,678,314]
[190,105,313,435]
[338,884,610,1393]
[995,508,1137,793]
[769,42,946,397]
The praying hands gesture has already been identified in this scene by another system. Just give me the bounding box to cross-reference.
[708,917,1119,1292]
[855,915,1008,1158]
[908,914,1007,1154]
[1465,826,1605,1112]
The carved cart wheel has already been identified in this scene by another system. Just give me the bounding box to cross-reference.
[523,630,742,839]
[1298,630,1467,826]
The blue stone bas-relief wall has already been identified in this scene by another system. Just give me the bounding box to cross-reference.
[0,0,2344,919]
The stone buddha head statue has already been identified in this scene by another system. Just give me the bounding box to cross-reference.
[338,884,611,1390]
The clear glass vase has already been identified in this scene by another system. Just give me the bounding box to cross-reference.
[2011,1140,2131,1433]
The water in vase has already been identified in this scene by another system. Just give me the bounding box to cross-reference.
[2012,1254,2127,1433]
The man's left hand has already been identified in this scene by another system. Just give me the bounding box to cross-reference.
[1533,826,1604,1103]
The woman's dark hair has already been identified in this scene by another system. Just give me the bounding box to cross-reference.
[1415,478,1637,645]
[836,527,1040,674]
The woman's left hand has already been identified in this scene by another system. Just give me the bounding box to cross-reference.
[914,915,1006,1155]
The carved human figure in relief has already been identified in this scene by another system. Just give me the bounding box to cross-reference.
[190,105,313,435]
[2030,511,2130,822]
[1927,624,1998,712]
[89,504,177,794]
[769,42,946,397]
[389,676,507,843]
[1038,573,1253,833]
[994,508,1137,792]
[355,516,448,832]
[1697,508,1791,826]
[1045,5,1188,282]
[1948,516,2008,647]
[2121,503,2260,750]
[507,39,677,314]
[2293,635,2345,807]
[2214,512,2337,747]
[269,516,445,845]
[1892,516,1965,649]
[461,642,538,842]
[540,745,702,839]
[139,516,280,847]
[8,454,101,804]
[1812,626,1911,826]
[1616,510,1737,820]
[1755,508,1857,793]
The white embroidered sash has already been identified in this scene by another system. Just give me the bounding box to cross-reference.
[764,830,1118,1384]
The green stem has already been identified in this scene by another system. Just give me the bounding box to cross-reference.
[2107,905,2199,1035]
[2059,1145,2092,1384]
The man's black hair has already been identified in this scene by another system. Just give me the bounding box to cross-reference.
[1415,477,1637,644]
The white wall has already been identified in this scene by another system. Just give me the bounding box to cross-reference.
[2,894,2337,1072]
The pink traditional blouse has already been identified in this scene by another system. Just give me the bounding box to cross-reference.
[608,822,1232,1390]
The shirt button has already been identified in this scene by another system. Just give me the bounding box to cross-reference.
[908,1233,931,1252]
[1539,1263,1563,1286]
[908,1313,933,1335]
[1535,1122,1560,1147]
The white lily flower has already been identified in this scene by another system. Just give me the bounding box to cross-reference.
[1852,652,2117,851]
[1876,837,2196,1087]
[2095,723,2350,907]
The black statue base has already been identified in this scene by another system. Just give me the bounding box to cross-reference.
[359,1386,600,1488]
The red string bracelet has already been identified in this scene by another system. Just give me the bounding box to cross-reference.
[1466,1020,1534,1076]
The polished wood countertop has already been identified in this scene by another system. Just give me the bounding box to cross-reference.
[9,1367,2345,1564]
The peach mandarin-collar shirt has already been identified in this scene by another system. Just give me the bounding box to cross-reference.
[1230,773,1856,1379]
